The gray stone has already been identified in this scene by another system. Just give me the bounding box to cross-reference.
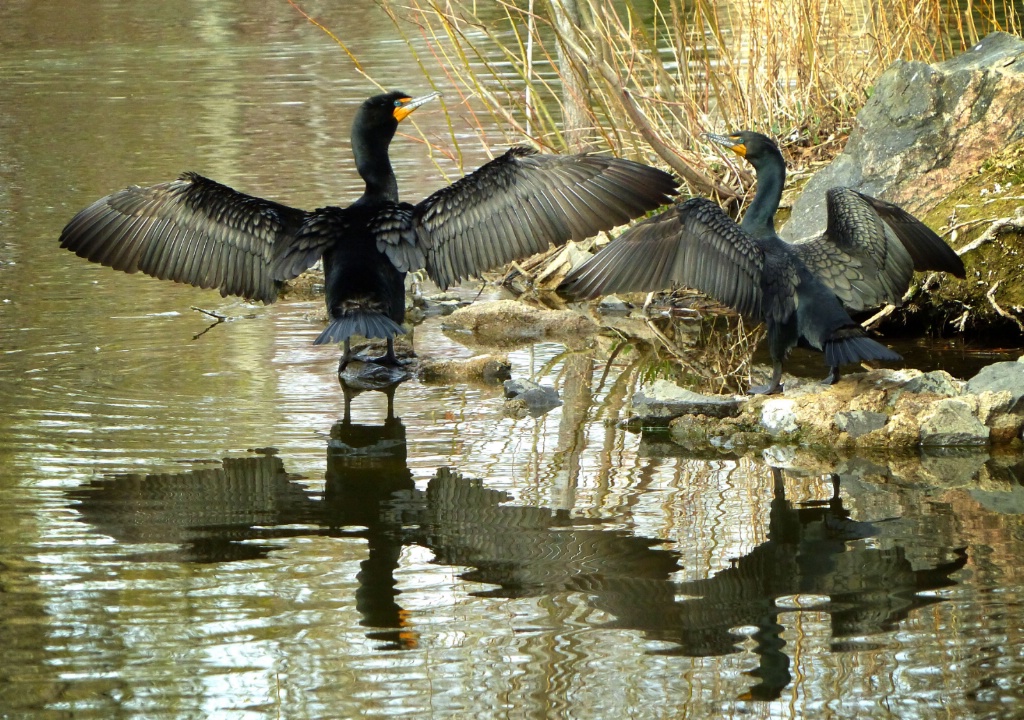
[920,399,990,446]
[761,398,798,435]
[631,380,745,424]
[834,410,889,438]
[503,379,562,415]
[596,295,633,314]
[784,32,1024,241]
[965,361,1024,412]
[903,370,963,397]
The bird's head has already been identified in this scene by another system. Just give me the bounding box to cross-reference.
[353,91,440,140]
[704,131,781,168]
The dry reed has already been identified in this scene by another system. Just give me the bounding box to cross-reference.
[382,0,1021,197]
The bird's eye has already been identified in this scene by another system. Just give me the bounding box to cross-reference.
[394,99,405,107]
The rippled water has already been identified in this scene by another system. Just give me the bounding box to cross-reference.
[2,2,1024,718]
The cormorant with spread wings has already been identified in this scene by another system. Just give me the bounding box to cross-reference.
[561,131,964,394]
[60,91,678,367]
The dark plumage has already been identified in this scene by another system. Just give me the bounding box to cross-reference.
[60,91,678,367]
[561,131,965,394]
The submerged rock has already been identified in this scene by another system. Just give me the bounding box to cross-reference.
[503,379,562,417]
[442,299,597,345]
[418,354,511,384]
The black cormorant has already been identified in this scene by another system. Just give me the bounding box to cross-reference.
[560,131,965,394]
[59,91,678,367]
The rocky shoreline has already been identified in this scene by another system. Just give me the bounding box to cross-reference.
[632,362,1024,453]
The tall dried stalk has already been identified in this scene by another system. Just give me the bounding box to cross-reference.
[382,0,1020,196]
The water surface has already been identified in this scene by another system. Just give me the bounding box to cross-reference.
[2,2,1024,718]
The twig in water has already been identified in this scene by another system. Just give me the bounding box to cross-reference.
[191,306,228,340]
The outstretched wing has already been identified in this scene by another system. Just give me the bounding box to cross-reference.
[59,172,311,304]
[414,147,678,290]
[791,187,963,311]
[560,197,774,321]
[853,191,965,276]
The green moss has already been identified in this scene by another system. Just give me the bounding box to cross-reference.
[918,141,1024,336]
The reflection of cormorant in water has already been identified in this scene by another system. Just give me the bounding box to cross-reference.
[323,381,416,650]
[68,441,966,698]
[66,452,317,563]
[596,469,968,701]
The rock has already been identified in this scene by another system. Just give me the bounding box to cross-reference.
[442,299,598,344]
[988,412,1024,444]
[596,295,633,314]
[883,413,923,447]
[902,370,964,397]
[503,379,562,416]
[632,380,745,424]
[416,291,470,318]
[338,360,412,390]
[835,410,889,438]
[761,398,799,435]
[418,354,511,383]
[965,361,1024,412]
[784,31,1024,240]
[919,398,990,446]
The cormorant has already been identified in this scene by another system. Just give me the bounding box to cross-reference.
[560,131,965,394]
[59,91,678,367]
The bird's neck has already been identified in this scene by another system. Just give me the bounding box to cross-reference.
[740,152,785,239]
[353,135,399,202]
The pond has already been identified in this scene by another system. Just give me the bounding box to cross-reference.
[2,2,1023,718]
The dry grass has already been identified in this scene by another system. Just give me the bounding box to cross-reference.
[380,0,1021,198]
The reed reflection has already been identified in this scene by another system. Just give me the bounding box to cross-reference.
[68,404,967,699]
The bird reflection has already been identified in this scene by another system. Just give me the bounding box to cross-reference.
[324,380,416,650]
[625,469,968,701]
[67,453,317,563]
[68,428,966,696]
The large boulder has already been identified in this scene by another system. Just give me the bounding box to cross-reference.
[965,360,1024,412]
[784,31,1024,240]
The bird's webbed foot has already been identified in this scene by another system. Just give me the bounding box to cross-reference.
[748,362,784,395]
[747,382,784,396]
[367,339,411,367]
[821,366,841,386]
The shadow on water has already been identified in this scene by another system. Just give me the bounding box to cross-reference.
[68,380,970,700]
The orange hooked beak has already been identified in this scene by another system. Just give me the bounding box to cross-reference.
[704,132,747,157]
[393,91,440,122]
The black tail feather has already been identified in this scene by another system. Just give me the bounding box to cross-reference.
[314,312,406,346]
[824,333,901,368]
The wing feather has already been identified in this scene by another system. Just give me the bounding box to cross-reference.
[853,191,965,277]
[560,197,768,320]
[416,147,678,289]
[59,172,311,303]
[791,187,963,311]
